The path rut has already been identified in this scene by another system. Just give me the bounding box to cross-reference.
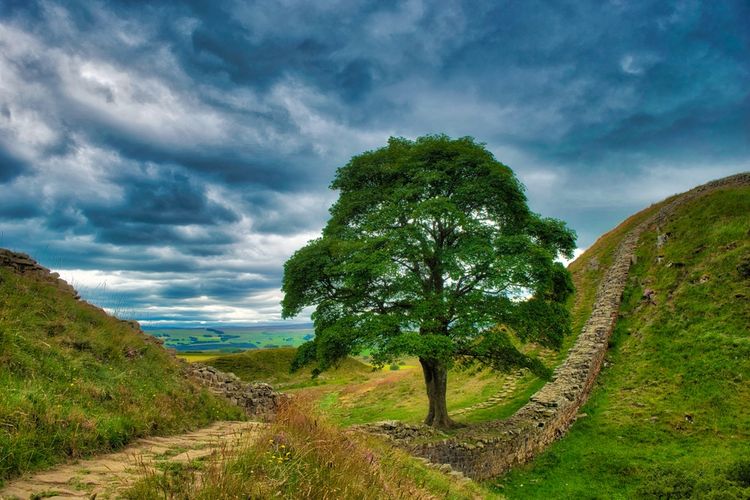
[0,421,264,500]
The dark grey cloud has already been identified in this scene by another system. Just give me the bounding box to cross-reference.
[0,0,747,325]
[84,170,238,226]
[0,146,27,183]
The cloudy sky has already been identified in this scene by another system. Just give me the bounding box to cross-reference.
[0,1,748,326]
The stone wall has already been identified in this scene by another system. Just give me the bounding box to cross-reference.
[185,363,285,421]
[365,172,750,480]
[0,249,80,299]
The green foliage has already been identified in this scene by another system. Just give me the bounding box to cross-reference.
[494,186,750,498]
[290,341,318,373]
[282,134,575,378]
[0,269,241,485]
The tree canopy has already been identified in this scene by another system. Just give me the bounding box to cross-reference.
[282,135,576,428]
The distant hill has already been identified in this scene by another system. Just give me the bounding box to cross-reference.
[498,177,750,497]
[205,347,371,390]
[0,249,242,485]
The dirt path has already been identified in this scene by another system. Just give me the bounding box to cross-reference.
[0,421,264,500]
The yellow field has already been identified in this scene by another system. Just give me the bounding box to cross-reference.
[176,353,220,363]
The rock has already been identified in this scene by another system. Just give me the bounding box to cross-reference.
[0,248,80,300]
[656,232,670,248]
[737,258,750,279]
[586,257,600,271]
[123,347,141,359]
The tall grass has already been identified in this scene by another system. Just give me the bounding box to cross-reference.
[127,397,494,499]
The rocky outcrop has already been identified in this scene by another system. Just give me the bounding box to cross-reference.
[0,248,80,299]
[365,172,750,480]
[185,363,285,421]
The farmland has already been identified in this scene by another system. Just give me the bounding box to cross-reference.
[144,324,314,357]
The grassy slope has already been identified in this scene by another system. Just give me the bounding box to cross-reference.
[317,364,541,427]
[494,186,750,498]
[207,347,373,390]
[0,268,242,485]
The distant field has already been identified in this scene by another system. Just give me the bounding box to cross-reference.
[145,325,314,353]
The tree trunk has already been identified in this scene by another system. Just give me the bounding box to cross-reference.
[419,358,456,429]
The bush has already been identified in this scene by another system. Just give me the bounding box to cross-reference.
[727,459,750,488]
[635,464,750,499]
[636,466,696,499]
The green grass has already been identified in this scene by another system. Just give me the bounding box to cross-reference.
[319,366,542,427]
[0,269,242,485]
[204,347,373,390]
[492,185,750,498]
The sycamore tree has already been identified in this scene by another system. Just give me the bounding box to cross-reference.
[282,135,576,429]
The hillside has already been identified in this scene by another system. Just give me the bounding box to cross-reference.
[0,250,242,485]
[495,182,750,497]
[206,347,372,390]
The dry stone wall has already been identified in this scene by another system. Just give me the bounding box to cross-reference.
[365,173,750,480]
[0,249,80,299]
[185,363,285,421]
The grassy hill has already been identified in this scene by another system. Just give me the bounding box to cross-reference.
[206,347,372,390]
[494,184,750,498]
[0,255,242,485]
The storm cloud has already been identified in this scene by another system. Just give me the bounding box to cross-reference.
[0,0,747,325]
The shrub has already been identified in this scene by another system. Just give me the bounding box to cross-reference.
[635,466,696,499]
[727,458,750,488]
